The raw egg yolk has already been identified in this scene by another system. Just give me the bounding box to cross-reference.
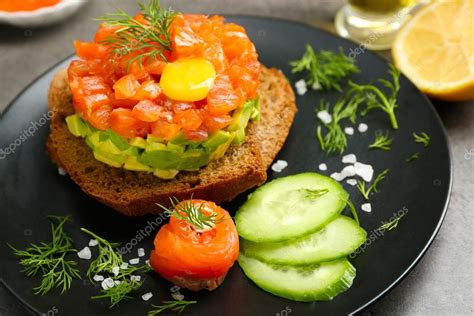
[160,58,216,102]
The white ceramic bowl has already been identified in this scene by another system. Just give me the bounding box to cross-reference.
[0,0,87,27]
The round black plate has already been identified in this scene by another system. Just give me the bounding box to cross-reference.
[0,16,452,315]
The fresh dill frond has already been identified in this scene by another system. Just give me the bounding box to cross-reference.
[356,169,390,201]
[97,0,176,68]
[148,300,197,315]
[316,96,364,154]
[369,130,393,151]
[158,198,225,231]
[377,213,406,232]
[406,152,420,162]
[290,45,359,92]
[413,132,430,147]
[345,200,360,225]
[91,280,142,308]
[8,216,81,295]
[80,228,150,307]
[349,64,401,129]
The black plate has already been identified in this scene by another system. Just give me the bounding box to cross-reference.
[0,16,452,315]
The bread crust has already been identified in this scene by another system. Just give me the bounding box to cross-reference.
[47,66,296,216]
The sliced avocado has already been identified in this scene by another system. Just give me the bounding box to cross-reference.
[93,149,125,168]
[124,156,152,172]
[203,131,232,150]
[101,129,130,151]
[130,137,147,149]
[169,132,200,148]
[66,114,88,137]
[123,146,141,157]
[176,149,210,170]
[210,133,235,160]
[97,139,123,156]
[228,100,255,145]
[147,134,164,145]
[154,169,179,179]
[146,142,167,152]
[167,142,186,153]
[249,98,261,121]
[85,131,101,150]
[138,149,182,170]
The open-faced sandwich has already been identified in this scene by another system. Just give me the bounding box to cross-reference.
[47,3,296,216]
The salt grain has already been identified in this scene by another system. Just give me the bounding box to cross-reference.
[77,246,91,260]
[129,258,140,265]
[318,163,328,171]
[138,248,145,257]
[358,123,368,133]
[130,275,141,282]
[142,292,153,301]
[361,203,372,213]
[271,160,288,173]
[101,278,115,290]
[295,79,308,96]
[342,154,357,164]
[354,162,374,182]
[317,110,332,124]
[346,179,357,186]
[112,266,120,276]
[93,275,104,282]
[344,127,354,135]
[88,239,98,247]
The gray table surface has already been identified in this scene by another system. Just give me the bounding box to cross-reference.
[0,1,473,315]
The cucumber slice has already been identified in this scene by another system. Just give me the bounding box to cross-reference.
[241,216,367,265]
[238,254,355,302]
[235,173,349,242]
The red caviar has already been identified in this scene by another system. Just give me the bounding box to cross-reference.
[67,14,260,141]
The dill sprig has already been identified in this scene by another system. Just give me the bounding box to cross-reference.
[91,280,142,308]
[413,132,430,147]
[316,97,364,154]
[158,198,225,231]
[349,64,401,129]
[406,152,420,162]
[290,45,359,92]
[148,300,197,315]
[8,216,81,295]
[357,169,390,201]
[369,130,393,151]
[377,213,406,232]
[97,0,176,67]
[345,200,360,225]
[80,228,151,307]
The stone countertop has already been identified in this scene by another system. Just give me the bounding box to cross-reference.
[0,1,472,315]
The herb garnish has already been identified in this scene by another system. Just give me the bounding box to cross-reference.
[357,169,390,201]
[376,213,406,232]
[413,132,430,147]
[97,0,176,67]
[316,97,364,154]
[369,131,393,151]
[406,152,420,162]
[80,228,151,307]
[290,45,359,92]
[148,300,197,315]
[349,64,401,129]
[345,200,360,225]
[158,198,225,231]
[8,216,81,295]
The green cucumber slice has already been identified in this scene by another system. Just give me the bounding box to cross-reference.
[238,254,355,302]
[241,216,367,265]
[235,173,349,242]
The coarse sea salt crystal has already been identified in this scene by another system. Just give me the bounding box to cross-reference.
[295,79,308,96]
[346,179,357,186]
[171,292,185,301]
[271,160,288,173]
[145,259,150,266]
[120,262,129,269]
[129,258,140,265]
[88,239,98,247]
[354,162,374,182]
[361,203,372,213]
[317,110,332,124]
[138,248,145,257]
[112,266,120,276]
[77,246,91,260]
[114,280,121,285]
[341,165,356,178]
[101,278,115,290]
[130,275,141,282]
[358,123,368,133]
[58,167,67,176]
[93,275,104,282]
[318,163,328,171]
[344,127,354,135]
[330,172,345,182]
[342,154,357,164]
[142,292,153,301]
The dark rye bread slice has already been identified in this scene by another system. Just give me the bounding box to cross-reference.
[47,66,296,216]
